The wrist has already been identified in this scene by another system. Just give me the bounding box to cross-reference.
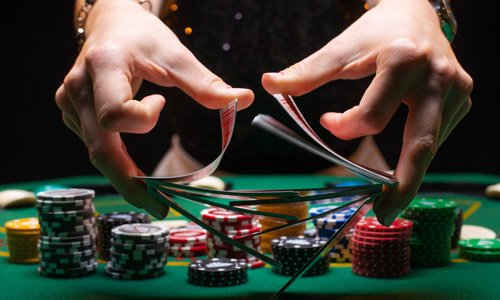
[76,0,154,49]
[365,0,456,43]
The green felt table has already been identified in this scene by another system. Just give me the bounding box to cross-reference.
[1,174,499,300]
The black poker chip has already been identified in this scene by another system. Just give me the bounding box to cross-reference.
[271,236,330,277]
[96,212,150,261]
[110,240,168,252]
[187,257,248,286]
[105,265,165,280]
[36,188,98,278]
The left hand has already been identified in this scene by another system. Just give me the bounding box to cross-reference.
[261,0,472,225]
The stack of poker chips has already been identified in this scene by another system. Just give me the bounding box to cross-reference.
[351,217,413,278]
[4,218,40,263]
[401,197,457,267]
[106,223,169,280]
[201,207,264,269]
[168,228,207,257]
[256,201,308,253]
[271,236,330,276]
[96,212,150,260]
[187,258,248,287]
[458,238,500,262]
[451,207,463,249]
[310,206,357,262]
[36,189,98,278]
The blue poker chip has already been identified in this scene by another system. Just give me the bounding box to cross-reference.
[309,206,356,219]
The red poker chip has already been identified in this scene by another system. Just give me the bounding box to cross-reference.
[169,229,207,243]
[201,208,253,222]
[352,265,410,277]
[353,257,410,267]
[169,244,206,253]
[352,233,411,243]
[226,224,262,237]
[351,237,410,248]
[350,243,410,252]
[245,259,265,269]
[352,250,410,260]
[352,264,411,272]
[207,238,261,250]
[354,228,412,238]
[169,241,206,248]
[355,217,413,233]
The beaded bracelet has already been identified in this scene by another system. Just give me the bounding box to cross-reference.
[75,0,153,49]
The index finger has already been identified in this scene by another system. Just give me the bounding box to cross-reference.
[64,65,170,219]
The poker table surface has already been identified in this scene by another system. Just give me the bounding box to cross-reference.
[1,173,499,300]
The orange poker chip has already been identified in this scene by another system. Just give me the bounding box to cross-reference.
[5,218,40,231]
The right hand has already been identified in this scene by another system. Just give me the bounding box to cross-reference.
[55,0,254,219]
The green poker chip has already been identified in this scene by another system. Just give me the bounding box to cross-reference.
[406,198,457,211]
[458,239,500,251]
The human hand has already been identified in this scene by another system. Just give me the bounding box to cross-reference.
[261,0,472,225]
[55,0,254,219]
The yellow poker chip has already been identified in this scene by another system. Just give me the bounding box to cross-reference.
[5,218,40,231]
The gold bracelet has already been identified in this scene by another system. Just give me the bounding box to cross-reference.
[75,0,153,49]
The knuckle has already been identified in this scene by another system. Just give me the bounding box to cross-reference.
[359,107,389,134]
[87,143,110,169]
[458,72,474,95]
[98,104,123,131]
[384,38,430,70]
[63,70,88,99]
[283,62,309,95]
[54,87,68,108]
[431,60,455,87]
[200,75,230,109]
[85,42,125,69]
[413,134,438,163]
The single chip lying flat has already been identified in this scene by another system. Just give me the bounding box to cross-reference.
[188,176,226,191]
[0,189,36,209]
[460,225,497,240]
[485,183,500,199]
[152,220,189,230]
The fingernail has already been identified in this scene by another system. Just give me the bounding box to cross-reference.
[231,88,249,94]
[265,72,281,79]
[145,207,166,220]
[382,207,402,226]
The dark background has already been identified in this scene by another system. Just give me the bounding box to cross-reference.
[1,1,498,184]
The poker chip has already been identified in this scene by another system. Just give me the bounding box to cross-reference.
[187,258,248,286]
[271,236,330,277]
[96,212,150,260]
[201,207,263,267]
[201,208,253,222]
[168,228,207,257]
[351,217,412,278]
[37,189,95,201]
[257,201,308,253]
[36,188,97,278]
[4,218,40,264]
[310,206,354,263]
[458,239,500,262]
[188,176,226,191]
[106,223,169,280]
[401,197,457,267]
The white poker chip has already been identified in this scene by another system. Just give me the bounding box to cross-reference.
[460,225,497,240]
[0,189,35,209]
[485,183,500,199]
[188,176,226,191]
